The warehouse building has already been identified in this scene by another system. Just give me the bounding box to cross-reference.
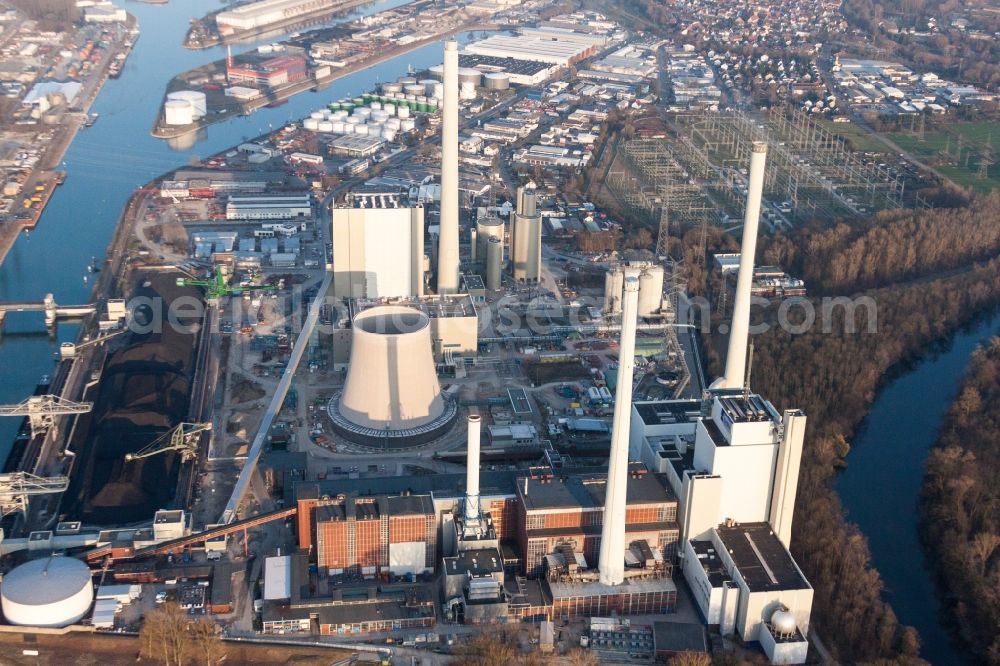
[464,32,600,67]
[328,134,384,158]
[226,194,312,220]
[217,0,337,32]
[226,54,307,88]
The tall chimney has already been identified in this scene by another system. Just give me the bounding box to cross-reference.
[437,40,460,294]
[722,141,767,389]
[598,275,640,586]
[464,414,482,529]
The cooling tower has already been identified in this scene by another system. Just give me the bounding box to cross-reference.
[332,305,457,446]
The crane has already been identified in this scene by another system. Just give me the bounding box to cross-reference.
[0,472,69,517]
[177,266,275,301]
[125,422,212,463]
[0,395,92,439]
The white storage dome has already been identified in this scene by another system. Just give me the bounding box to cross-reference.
[1,556,93,628]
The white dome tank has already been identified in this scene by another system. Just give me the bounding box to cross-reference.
[383,103,396,116]
[385,118,401,130]
[1,556,93,628]
[310,110,325,120]
[317,121,334,133]
[163,99,194,126]
[354,124,369,135]
[382,129,396,142]
[460,81,476,100]
[404,83,426,96]
[420,79,437,96]
[330,121,345,134]
[303,117,320,131]
[397,106,411,119]
[432,82,444,100]
[400,118,416,131]
[370,101,382,111]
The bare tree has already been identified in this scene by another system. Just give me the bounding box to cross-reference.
[668,651,712,666]
[139,602,191,666]
[191,616,227,666]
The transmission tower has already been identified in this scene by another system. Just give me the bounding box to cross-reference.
[655,205,670,258]
[0,395,93,439]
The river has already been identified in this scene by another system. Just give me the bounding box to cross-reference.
[836,309,1000,665]
[0,0,481,462]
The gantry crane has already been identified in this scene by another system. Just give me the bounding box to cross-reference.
[0,395,93,439]
[124,422,212,463]
[0,472,69,517]
[177,266,275,301]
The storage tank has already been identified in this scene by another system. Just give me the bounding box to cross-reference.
[637,265,665,316]
[429,64,444,80]
[167,90,207,118]
[328,101,341,111]
[354,124,369,135]
[382,129,396,142]
[385,118,402,130]
[303,117,320,131]
[331,110,348,120]
[512,214,541,282]
[483,72,510,90]
[398,76,418,86]
[316,120,332,132]
[459,68,481,86]
[343,121,356,134]
[404,83,425,96]
[0,556,93,627]
[330,121,346,134]
[432,82,444,100]
[397,106,411,120]
[603,267,625,314]
[400,118,416,131]
[486,236,502,290]
[310,110,325,120]
[371,110,389,123]
[381,82,402,95]
[163,99,194,126]
[383,103,396,116]
[459,81,476,100]
[368,123,384,136]
[370,101,382,111]
[420,79,438,96]
[353,107,371,120]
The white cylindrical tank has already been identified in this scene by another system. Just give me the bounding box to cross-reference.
[331,110,348,120]
[398,76,418,86]
[432,82,444,100]
[167,90,206,118]
[383,103,396,116]
[637,265,665,316]
[368,123,384,136]
[163,99,193,126]
[381,82,402,95]
[382,129,396,142]
[310,111,325,120]
[0,556,93,628]
[604,267,624,314]
[483,72,510,90]
[420,79,438,96]
[404,83,425,96]
[370,101,382,111]
[371,110,389,123]
[353,107,371,120]
[303,117,320,131]
[465,414,482,520]
[459,68,481,86]
[354,124,369,135]
[343,121,356,133]
[340,306,445,430]
[385,118,402,130]
[400,118,416,131]
[429,64,444,79]
[476,216,504,260]
[486,236,502,290]
[397,105,411,119]
[459,81,476,100]
[317,121,333,133]
[330,121,345,134]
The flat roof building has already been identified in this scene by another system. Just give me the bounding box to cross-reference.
[226,194,312,221]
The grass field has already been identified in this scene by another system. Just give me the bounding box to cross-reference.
[818,120,888,153]
[889,123,1000,192]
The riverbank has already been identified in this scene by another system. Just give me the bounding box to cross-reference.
[153,20,494,140]
[0,15,138,270]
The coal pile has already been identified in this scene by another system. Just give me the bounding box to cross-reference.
[64,272,202,525]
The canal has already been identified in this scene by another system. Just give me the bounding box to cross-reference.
[0,0,479,461]
[836,309,1000,665]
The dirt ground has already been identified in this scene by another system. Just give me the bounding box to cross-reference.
[0,631,355,666]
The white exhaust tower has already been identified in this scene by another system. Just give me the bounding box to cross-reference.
[437,40,460,294]
[719,141,767,389]
[598,275,640,586]
[464,414,482,533]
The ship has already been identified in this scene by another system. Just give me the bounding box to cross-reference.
[3,375,51,473]
[84,113,99,127]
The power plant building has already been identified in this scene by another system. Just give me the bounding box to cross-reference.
[331,192,424,299]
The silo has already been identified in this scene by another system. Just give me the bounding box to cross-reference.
[638,265,665,316]
[603,266,624,314]
[163,99,194,125]
[486,236,502,290]
[512,213,541,282]
[476,216,504,260]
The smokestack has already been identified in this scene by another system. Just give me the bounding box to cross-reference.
[599,275,640,586]
[721,141,767,389]
[464,414,482,528]
[437,40,460,294]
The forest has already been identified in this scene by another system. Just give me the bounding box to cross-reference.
[697,192,1000,663]
[920,338,1000,664]
[8,0,78,31]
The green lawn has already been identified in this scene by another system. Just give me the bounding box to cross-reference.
[951,121,1000,153]
[889,123,1000,192]
[817,120,888,153]
[888,131,951,160]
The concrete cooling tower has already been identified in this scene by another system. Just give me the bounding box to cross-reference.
[328,305,457,447]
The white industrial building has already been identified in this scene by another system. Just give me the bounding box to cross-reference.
[226,194,312,220]
[331,193,425,299]
[0,556,94,627]
[464,28,606,66]
[216,0,336,32]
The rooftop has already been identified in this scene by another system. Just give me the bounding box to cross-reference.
[716,522,810,592]
[634,399,702,427]
[443,547,504,577]
[517,464,675,512]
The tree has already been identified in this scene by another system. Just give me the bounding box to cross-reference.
[668,651,711,666]
[190,616,227,666]
[561,648,599,666]
[139,602,191,666]
[455,630,543,666]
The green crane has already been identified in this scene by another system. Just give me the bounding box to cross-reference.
[176,266,274,301]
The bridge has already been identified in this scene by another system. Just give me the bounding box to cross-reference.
[0,293,96,330]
